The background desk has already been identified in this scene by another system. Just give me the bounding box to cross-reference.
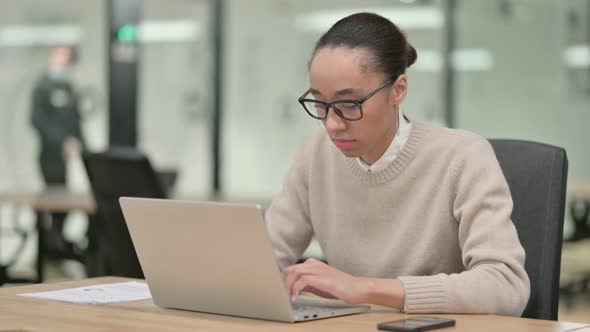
[561,181,590,306]
[0,188,95,283]
[1,277,589,332]
[0,187,95,212]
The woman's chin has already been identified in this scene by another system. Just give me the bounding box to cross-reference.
[339,149,361,158]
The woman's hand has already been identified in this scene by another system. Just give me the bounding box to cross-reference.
[282,258,366,304]
[282,258,406,309]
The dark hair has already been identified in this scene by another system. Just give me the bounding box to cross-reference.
[311,12,417,79]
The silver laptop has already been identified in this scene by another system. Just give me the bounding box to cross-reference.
[119,197,370,322]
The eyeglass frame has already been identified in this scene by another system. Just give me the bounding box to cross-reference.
[298,75,398,121]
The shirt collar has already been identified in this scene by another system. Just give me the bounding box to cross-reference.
[357,110,412,173]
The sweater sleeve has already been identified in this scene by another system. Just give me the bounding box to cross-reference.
[398,137,530,316]
[264,141,314,270]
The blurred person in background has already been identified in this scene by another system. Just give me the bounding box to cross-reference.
[31,45,85,260]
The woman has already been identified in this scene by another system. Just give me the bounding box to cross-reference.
[265,12,530,316]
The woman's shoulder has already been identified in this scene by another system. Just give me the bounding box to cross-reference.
[408,122,495,167]
[413,122,488,147]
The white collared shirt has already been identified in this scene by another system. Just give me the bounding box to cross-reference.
[357,110,412,173]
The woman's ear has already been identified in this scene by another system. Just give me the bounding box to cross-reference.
[390,74,408,105]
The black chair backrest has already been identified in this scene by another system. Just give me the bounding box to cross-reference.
[489,139,568,320]
[83,148,167,278]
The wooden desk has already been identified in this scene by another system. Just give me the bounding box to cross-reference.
[0,277,588,332]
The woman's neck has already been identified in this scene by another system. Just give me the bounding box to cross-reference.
[360,108,400,165]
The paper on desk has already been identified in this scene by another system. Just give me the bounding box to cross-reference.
[18,281,152,305]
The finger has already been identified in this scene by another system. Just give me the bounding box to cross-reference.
[283,265,307,300]
[291,275,334,301]
[290,275,311,301]
[284,266,317,300]
[283,261,319,294]
[304,258,327,269]
[282,264,296,280]
[283,259,317,276]
[299,286,337,299]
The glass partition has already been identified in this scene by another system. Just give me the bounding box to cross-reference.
[222,0,447,199]
[138,0,213,197]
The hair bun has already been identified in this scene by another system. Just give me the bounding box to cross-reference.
[407,43,417,68]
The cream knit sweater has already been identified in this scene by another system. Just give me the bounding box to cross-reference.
[265,122,530,316]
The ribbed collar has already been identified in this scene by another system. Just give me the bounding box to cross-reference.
[345,123,428,185]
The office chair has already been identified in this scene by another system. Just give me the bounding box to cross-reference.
[489,139,568,320]
[83,148,169,279]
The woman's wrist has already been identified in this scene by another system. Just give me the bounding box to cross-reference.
[356,277,405,309]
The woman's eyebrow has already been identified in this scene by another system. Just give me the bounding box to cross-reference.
[309,87,364,98]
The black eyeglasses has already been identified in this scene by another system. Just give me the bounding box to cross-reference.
[298,77,396,121]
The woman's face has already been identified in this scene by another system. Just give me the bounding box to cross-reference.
[309,47,407,165]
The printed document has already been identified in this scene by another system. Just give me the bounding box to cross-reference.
[18,281,152,305]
